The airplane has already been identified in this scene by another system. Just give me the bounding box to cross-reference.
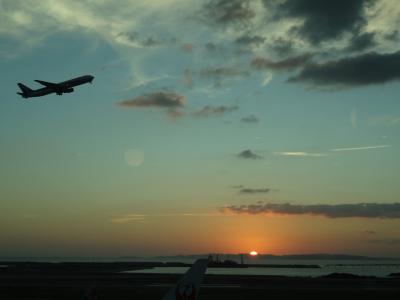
[17,75,94,98]
[162,258,208,300]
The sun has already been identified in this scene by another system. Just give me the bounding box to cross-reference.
[249,250,258,256]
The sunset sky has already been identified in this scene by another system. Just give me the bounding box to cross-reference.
[1,0,400,257]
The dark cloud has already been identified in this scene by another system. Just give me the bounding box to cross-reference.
[203,0,256,25]
[205,42,217,52]
[235,35,266,46]
[288,51,400,87]
[385,30,399,42]
[241,115,259,123]
[192,105,238,117]
[118,91,186,118]
[204,42,227,56]
[269,37,295,56]
[347,32,376,52]
[239,188,271,194]
[237,149,262,159]
[117,32,162,47]
[142,37,160,47]
[251,53,312,71]
[118,91,185,108]
[222,202,400,218]
[265,0,373,44]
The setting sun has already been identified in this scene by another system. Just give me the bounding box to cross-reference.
[249,251,258,256]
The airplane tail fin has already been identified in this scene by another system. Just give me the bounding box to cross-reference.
[162,259,208,300]
[17,83,33,98]
[18,83,33,93]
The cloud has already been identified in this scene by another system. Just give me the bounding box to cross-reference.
[239,188,271,194]
[251,53,313,71]
[204,42,218,52]
[235,35,265,46]
[261,73,273,86]
[199,66,249,78]
[347,32,376,52]
[275,152,326,157]
[288,51,400,88]
[269,38,295,56]
[112,214,148,224]
[241,115,259,123]
[116,32,163,48]
[117,91,186,118]
[202,0,256,26]
[231,185,244,189]
[118,91,185,108]
[199,66,250,86]
[222,202,400,218]
[385,30,399,42]
[266,0,373,45]
[237,149,262,159]
[112,212,221,224]
[192,105,239,117]
[124,149,144,167]
[331,145,390,152]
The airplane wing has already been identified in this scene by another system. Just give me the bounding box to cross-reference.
[34,80,60,88]
[162,259,208,300]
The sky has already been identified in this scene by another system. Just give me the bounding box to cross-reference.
[0,0,400,257]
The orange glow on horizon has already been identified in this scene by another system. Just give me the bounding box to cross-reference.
[249,250,258,256]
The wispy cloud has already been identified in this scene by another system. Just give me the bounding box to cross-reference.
[251,53,313,71]
[192,105,239,117]
[261,73,273,86]
[331,145,390,152]
[112,214,148,224]
[202,0,256,26]
[241,115,259,123]
[239,188,271,194]
[275,152,326,157]
[111,212,221,224]
[222,202,400,219]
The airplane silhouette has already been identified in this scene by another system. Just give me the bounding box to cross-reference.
[162,259,208,300]
[17,75,94,98]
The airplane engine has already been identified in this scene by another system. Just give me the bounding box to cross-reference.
[63,88,74,93]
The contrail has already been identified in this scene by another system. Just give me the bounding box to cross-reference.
[331,145,390,152]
